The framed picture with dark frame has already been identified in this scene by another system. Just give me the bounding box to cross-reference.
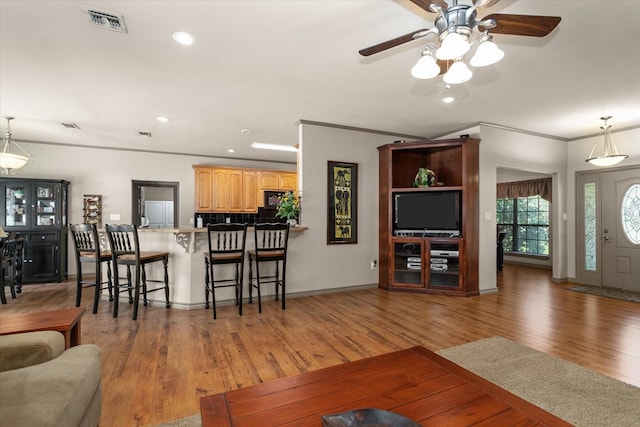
[327,161,357,244]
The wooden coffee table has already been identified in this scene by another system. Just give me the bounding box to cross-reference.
[0,307,85,349]
[200,346,570,426]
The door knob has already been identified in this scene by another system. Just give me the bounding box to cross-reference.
[603,236,610,241]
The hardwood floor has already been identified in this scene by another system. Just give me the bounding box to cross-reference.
[1,264,639,426]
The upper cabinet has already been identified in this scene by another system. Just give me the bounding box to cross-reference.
[194,166,294,213]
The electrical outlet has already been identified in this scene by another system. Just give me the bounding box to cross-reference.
[370,260,377,270]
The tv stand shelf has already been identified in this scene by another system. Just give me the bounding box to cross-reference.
[379,138,479,296]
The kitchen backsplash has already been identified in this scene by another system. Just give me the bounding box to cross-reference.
[195,207,285,226]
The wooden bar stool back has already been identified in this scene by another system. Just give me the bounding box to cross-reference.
[69,223,113,314]
[105,224,171,320]
[247,223,290,313]
[204,223,248,319]
[0,234,23,304]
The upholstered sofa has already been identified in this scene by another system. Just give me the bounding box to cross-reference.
[0,331,101,427]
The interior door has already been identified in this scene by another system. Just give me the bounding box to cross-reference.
[601,169,640,291]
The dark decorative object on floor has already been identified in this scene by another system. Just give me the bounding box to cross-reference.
[567,285,640,303]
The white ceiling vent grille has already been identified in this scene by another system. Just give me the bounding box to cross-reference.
[83,8,127,33]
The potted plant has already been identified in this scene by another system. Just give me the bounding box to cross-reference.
[275,191,300,226]
[414,168,437,187]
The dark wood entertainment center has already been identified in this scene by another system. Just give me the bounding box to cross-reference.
[378,137,479,296]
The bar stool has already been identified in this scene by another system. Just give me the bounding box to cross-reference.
[0,233,24,304]
[105,224,171,320]
[247,223,290,313]
[69,224,113,314]
[204,223,248,319]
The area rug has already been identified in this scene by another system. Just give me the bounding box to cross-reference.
[568,285,640,303]
[155,336,640,427]
[438,336,640,426]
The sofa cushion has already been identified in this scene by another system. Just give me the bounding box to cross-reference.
[0,344,101,427]
[0,331,65,372]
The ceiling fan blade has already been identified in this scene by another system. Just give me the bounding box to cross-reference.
[473,0,500,7]
[359,29,430,57]
[480,14,561,37]
[410,0,447,13]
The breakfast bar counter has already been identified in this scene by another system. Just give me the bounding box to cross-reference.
[105,226,307,310]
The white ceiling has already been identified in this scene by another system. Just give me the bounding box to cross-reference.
[1,0,639,164]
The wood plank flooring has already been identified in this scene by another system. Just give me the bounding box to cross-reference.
[1,264,639,427]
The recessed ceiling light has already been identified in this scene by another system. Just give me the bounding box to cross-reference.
[227,149,235,153]
[442,96,456,103]
[251,142,297,152]
[240,129,251,133]
[156,116,170,123]
[172,32,195,46]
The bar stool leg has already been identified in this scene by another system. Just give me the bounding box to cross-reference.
[163,256,170,308]
[75,263,83,307]
[204,257,211,309]
[92,260,101,314]
[106,260,114,301]
[256,259,262,313]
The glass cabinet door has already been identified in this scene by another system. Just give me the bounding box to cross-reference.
[5,184,28,227]
[35,184,57,227]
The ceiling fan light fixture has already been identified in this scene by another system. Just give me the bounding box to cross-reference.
[443,61,473,84]
[0,116,31,175]
[436,31,470,60]
[469,36,504,67]
[411,48,440,79]
[585,116,629,167]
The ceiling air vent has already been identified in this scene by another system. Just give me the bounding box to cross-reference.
[138,131,152,138]
[61,122,81,129]
[83,8,127,33]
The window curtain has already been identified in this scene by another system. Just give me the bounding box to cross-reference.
[496,178,552,202]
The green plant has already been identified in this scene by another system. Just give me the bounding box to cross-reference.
[414,168,437,187]
[275,191,300,220]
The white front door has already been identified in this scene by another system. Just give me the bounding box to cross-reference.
[601,169,640,291]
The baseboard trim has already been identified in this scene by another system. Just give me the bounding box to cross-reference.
[104,283,379,311]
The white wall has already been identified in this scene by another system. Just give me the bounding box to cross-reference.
[566,127,640,278]
[296,123,407,292]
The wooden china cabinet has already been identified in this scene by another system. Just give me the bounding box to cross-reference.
[1,178,69,283]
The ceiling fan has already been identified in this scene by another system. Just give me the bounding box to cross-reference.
[359,0,561,84]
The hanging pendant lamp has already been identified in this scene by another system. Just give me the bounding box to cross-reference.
[585,116,628,167]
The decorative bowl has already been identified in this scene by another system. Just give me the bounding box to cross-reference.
[322,408,421,427]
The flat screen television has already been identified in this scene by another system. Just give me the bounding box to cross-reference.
[394,191,461,235]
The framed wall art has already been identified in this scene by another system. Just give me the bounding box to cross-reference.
[327,161,357,244]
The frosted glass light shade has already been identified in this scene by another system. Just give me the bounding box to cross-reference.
[0,152,28,171]
[470,40,504,67]
[586,155,628,167]
[436,32,470,60]
[411,54,440,79]
[443,61,472,84]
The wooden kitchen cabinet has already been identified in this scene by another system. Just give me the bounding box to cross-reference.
[278,173,297,191]
[194,166,259,213]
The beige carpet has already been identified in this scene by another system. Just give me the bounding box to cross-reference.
[155,336,640,427]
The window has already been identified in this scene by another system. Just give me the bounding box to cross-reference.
[497,195,549,255]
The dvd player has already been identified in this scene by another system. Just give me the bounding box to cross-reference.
[430,250,459,257]
[395,229,460,238]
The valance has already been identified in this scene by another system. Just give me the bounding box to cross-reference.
[496,178,552,202]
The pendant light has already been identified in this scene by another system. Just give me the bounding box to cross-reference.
[585,116,628,167]
[1,116,32,175]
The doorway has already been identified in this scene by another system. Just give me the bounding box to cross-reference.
[576,166,640,291]
[131,180,179,228]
